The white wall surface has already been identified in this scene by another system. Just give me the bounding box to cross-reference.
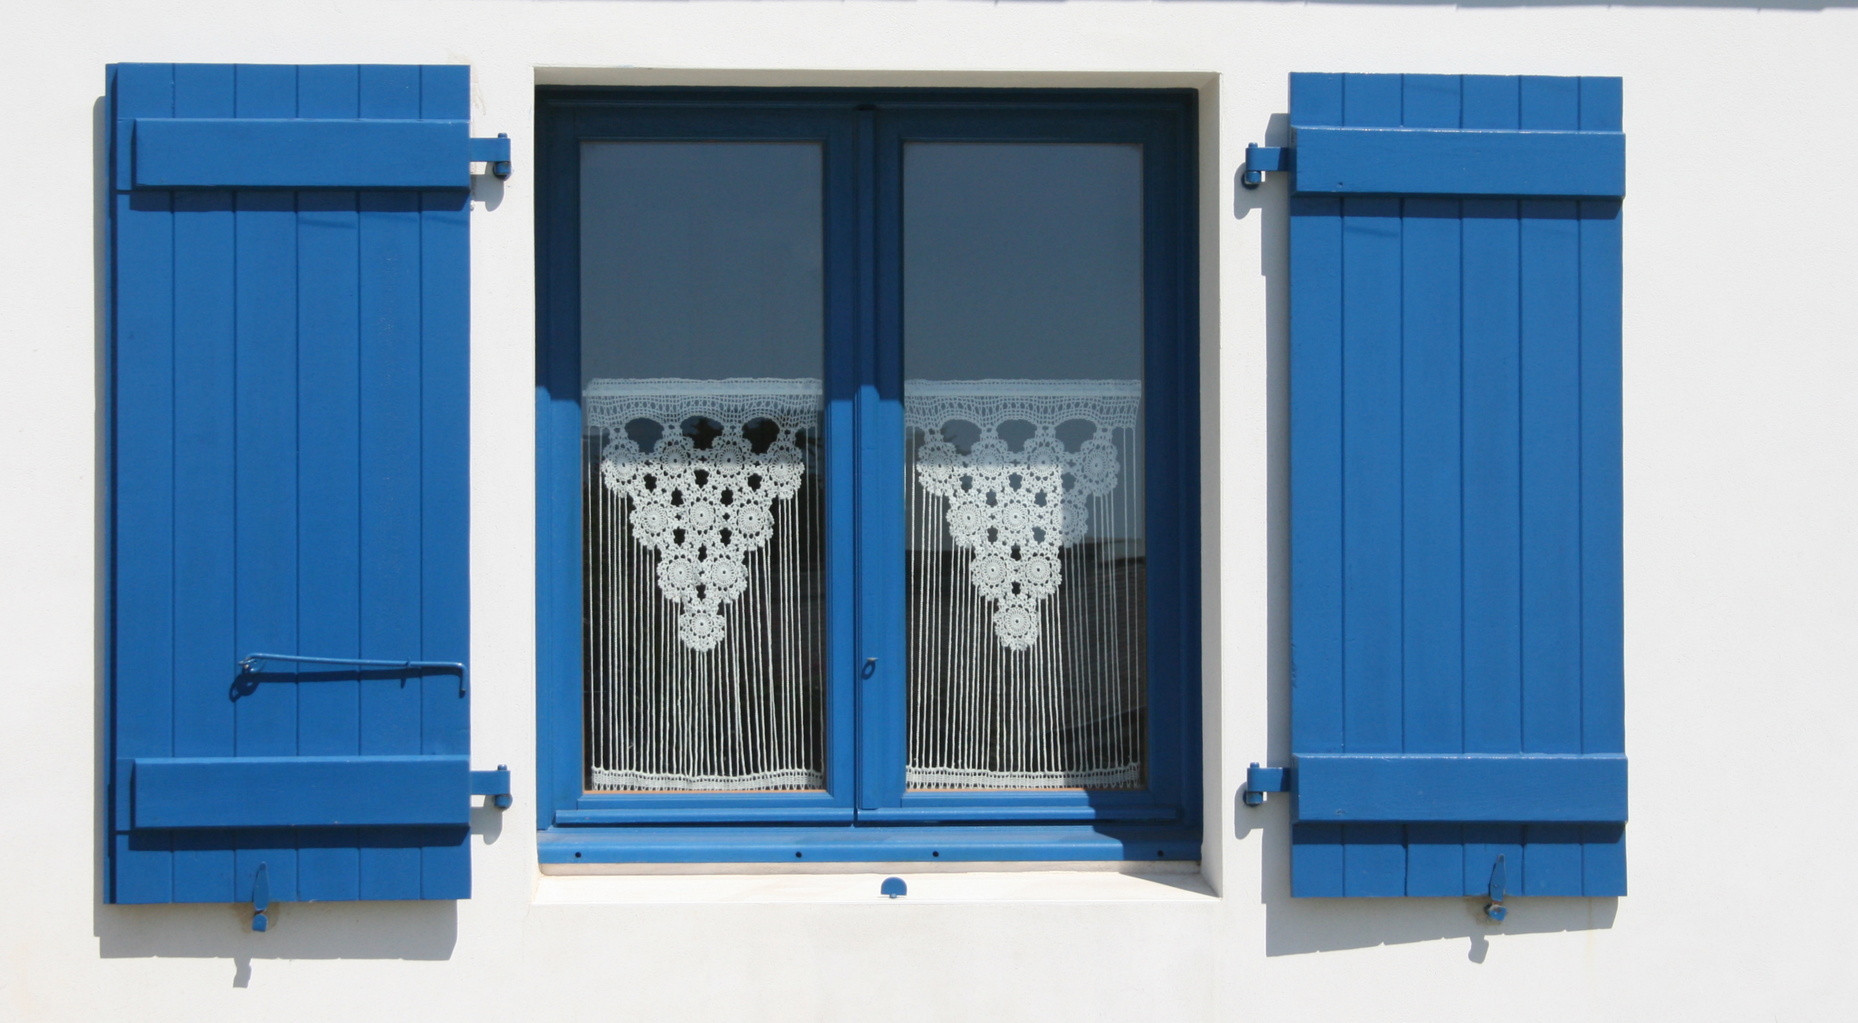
[3,2,1856,1020]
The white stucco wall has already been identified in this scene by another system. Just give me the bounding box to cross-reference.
[3,2,1856,1019]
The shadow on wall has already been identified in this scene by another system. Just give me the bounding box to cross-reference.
[1236,110,1621,960]
[97,902,461,979]
[1235,793,1619,960]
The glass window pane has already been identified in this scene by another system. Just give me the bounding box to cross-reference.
[579,142,827,792]
[902,142,1148,791]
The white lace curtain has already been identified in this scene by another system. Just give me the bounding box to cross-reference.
[580,376,1146,793]
[582,378,826,791]
[905,379,1147,790]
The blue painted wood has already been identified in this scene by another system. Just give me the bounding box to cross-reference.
[1399,73,1469,898]
[860,106,906,811]
[1290,127,1624,198]
[131,757,472,828]
[538,825,1199,864]
[231,62,302,904]
[134,118,475,189]
[293,64,365,902]
[107,64,478,905]
[1295,755,1627,822]
[417,65,475,899]
[531,98,867,830]
[1457,72,1531,898]
[108,62,178,905]
[1287,73,1626,897]
[1579,80,1629,899]
[356,63,430,902]
[533,90,1199,855]
[532,88,589,831]
[168,61,239,905]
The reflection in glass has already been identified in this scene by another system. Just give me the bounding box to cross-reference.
[580,142,825,792]
[903,143,1149,790]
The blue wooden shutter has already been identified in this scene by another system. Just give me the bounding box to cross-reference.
[108,64,481,906]
[1287,74,1625,897]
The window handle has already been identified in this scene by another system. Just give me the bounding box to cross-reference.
[861,657,878,680]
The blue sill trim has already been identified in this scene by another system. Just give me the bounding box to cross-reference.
[538,825,1201,864]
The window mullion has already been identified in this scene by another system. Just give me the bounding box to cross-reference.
[852,105,910,811]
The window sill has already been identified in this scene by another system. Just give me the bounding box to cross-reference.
[537,824,1200,865]
[533,865,1214,905]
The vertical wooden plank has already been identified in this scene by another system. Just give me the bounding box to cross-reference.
[1337,189,1406,896]
[1287,190,1346,898]
[1579,78,1628,897]
[1518,77,1584,761]
[1335,73,1407,895]
[1521,823,1585,896]
[230,62,301,905]
[293,64,364,903]
[1288,72,1348,898]
[1338,216,1402,758]
[356,64,428,900]
[1460,75,1521,135]
[1449,76,1523,887]
[1398,74,1467,897]
[1340,72,1402,128]
[1459,76,1524,758]
[1456,74,1526,890]
[1462,825,1513,900]
[168,63,239,904]
[110,63,177,903]
[1286,194,1344,762]
[1290,824,1345,898]
[1517,75,1587,890]
[418,64,473,899]
[1399,75,1461,131]
[1582,823,1628,896]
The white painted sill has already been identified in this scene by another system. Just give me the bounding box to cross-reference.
[533,862,1215,905]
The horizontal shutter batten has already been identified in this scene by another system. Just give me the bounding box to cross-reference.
[1290,126,1625,198]
[132,117,472,188]
[1293,754,1627,823]
[130,756,472,828]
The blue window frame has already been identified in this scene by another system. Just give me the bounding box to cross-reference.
[536,88,1199,863]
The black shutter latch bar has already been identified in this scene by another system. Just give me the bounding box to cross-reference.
[238,652,469,695]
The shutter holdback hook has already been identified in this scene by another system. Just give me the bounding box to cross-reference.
[250,862,271,932]
[1484,854,1508,922]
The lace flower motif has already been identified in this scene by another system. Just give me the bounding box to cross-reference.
[907,379,1141,651]
[587,378,820,652]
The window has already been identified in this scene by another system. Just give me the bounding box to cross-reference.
[536,89,1199,863]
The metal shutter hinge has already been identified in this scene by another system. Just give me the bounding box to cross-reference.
[1242,762,1291,806]
[468,134,512,179]
[471,765,513,810]
[1241,144,1290,188]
